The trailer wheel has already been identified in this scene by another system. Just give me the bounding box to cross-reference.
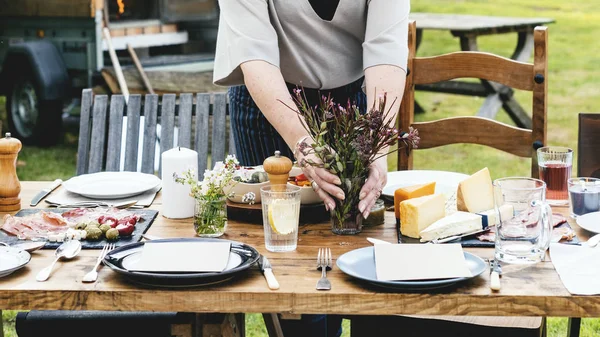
[6,76,62,146]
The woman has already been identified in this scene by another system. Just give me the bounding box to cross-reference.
[213,1,409,336]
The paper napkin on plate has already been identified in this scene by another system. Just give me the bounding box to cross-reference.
[374,243,472,281]
[129,241,231,273]
[550,243,600,295]
[46,186,160,207]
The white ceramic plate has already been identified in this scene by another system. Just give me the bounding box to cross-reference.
[576,212,600,234]
[63,172,161,199]
[383,170,469,200]
[0,246,31,278]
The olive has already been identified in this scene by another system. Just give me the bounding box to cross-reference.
[99,224,111,234]
[85,227,103,241]
[105,228,119,241]
[75,222,87,230]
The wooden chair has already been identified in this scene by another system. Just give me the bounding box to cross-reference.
[76,89,236,176]
[578,113,600,178]
[354,20,548,337]
[398,21,548,179]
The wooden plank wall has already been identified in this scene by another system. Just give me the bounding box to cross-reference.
[0,0,101,17]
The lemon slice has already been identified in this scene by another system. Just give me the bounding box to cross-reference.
[268,200,297,235]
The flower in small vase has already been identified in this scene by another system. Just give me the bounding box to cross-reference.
[280,90,419,235]
[175,155,240,236]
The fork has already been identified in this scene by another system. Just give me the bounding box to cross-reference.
[82,243,115,283]
[316,248,332,290]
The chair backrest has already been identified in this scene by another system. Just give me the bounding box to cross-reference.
[76,89,235,177]
[578,113,600,178]
[397,21,548,178]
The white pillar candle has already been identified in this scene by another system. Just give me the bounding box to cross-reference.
[161,147,198,219]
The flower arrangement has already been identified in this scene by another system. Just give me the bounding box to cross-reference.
[282,90,419,234]
[175,155,240,236]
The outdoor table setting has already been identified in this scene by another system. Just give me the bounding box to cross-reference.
[1,104,600,337]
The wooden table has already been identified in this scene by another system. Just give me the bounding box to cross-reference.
[0,182,596,336]
[409,13,555,128]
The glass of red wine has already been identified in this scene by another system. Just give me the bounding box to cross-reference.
[537,146,573,206]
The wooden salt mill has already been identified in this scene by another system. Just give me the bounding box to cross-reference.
[263,151,293,191]
[0,133,22,212]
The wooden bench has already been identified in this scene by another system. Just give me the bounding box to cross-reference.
[76,89,235,177]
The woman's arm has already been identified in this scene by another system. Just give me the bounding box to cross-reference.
[358,65,406,218]
[240,60,345,210]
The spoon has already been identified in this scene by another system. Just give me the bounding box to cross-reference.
[36,240,82,282]
[587,233,600,248]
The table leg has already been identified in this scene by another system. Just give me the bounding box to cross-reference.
[458,34,533,128]
[567,318,581,337]
[263,313,285,337]
[193,313,245,337]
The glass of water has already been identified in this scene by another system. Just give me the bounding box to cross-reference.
[260,185,301,252]
[494,177,553,264]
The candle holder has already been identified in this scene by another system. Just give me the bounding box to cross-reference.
[568,177,600,218]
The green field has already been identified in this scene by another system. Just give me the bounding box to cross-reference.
[2,0,599,336]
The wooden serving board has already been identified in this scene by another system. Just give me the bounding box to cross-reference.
[226,200,330,224]
[0,208,159,249]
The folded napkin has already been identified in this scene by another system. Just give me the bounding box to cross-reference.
[46,186,161,207]
[550,243,600,295]
[374,243,472,281]
[130,241,231,273]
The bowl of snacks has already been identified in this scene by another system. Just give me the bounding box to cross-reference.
[227,166,269,203]
[288,173,322,204]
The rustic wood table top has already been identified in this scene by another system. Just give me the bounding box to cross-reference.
[409,13,555,35]
[0,181,598,318]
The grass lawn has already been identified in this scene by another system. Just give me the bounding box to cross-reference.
[2,0,599,336]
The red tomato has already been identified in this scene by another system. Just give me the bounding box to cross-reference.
[295,173,308,182]
[116,223,135,236]
[98,215,118,228]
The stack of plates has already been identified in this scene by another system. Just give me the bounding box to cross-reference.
[63,172,161,199]
[103,238,260,287]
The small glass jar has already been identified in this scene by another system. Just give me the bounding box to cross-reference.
[363,199,386,227]
[194,197,228,237]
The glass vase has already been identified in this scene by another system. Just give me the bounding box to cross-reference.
[331,176,365,235]
[194,197,227,237]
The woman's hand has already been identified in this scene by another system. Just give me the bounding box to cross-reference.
[358,156,388,219]
[296,152,345,211]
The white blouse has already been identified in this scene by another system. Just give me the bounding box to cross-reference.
[213,0,410,90]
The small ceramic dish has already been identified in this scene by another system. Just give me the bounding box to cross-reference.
[288,169,321,205]
[226,181,269,203]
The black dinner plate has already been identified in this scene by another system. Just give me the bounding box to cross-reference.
[103,238,260,287]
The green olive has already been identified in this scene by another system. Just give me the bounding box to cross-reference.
[99,224,111,234]
[86,227,103,241]
[75,222,87,230]
[105,228,119,241]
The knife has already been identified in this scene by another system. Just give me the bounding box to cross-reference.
[428,228,490,244]
[30,179,62,206]
[490,259,502,291]
[258,255,279,290]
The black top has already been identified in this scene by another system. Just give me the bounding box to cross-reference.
[308,0,341,21]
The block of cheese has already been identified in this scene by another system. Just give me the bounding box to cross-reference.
[399,193,445,238]
[477,204,514,228]
[394,182,436,219]
[457,167,494,213]
[419,211,482,242]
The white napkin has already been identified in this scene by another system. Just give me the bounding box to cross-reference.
[550,243,600,295]
[130,241,231,273]
[374,243,472,281]
[46,186,160,207]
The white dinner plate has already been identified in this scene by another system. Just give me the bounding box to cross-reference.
[576,212,600,234]
[383,170,469,200]
[0,246,31,278]
[63,172,161,199]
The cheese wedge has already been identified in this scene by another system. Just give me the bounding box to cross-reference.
[477,204,514,228]
[394,182,436,219]
[457,167,494,213]
[399,193,445,238]
[419,211,482,242]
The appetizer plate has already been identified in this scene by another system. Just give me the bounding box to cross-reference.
[63,172,161,199]
[104,238,260,287]
[576,212,600,234]
[383,170,469,200]
[336,246,486,290]
[0,246,31,278]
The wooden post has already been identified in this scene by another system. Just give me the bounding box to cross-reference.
[127,44,155,94]
[102,27,129,102]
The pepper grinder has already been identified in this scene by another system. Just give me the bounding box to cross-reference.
[263,151,293,192]
[0,133,22,212]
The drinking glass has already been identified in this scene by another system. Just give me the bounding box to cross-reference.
[494,178,553,264]
[260,185,301,252]
[568,177,600,218]
[537,146,573,206]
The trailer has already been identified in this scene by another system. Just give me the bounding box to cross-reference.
[0,0,221,145]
